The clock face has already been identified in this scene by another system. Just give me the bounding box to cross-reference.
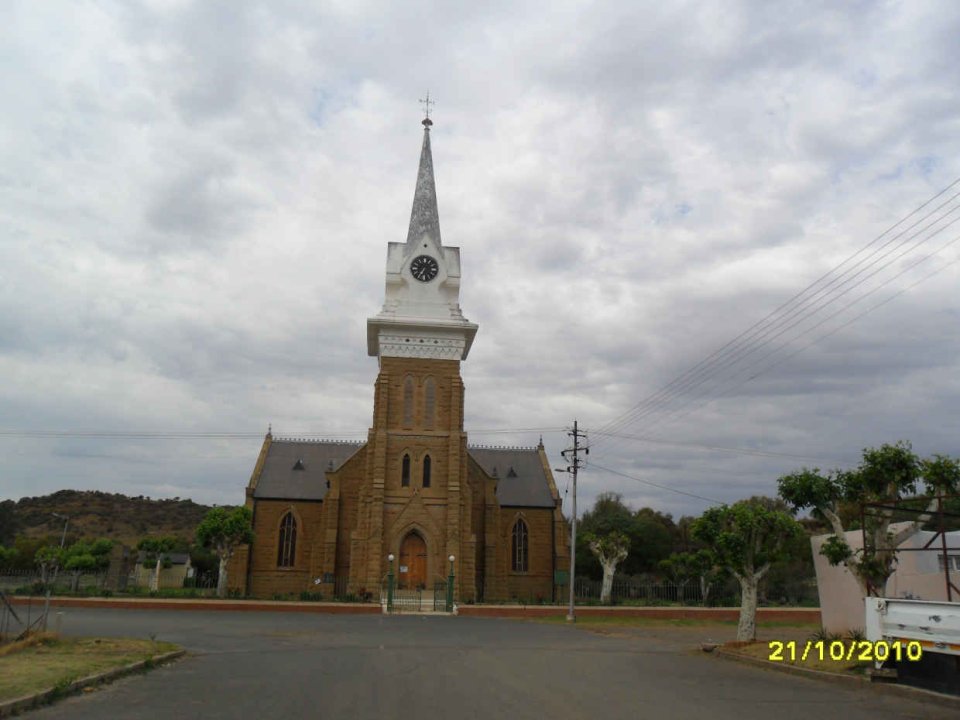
[410,255,439,282]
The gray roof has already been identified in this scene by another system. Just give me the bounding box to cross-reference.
[253,439,364,501]
[468,446,557,508]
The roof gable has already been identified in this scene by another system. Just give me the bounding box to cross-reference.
[468,446,556,508]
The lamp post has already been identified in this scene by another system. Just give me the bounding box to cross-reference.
[446,555,455,613]
[43,513,69,631]
[387,553,395,612]
[52,513,69,550]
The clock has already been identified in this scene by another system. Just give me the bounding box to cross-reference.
[410,255,439,282]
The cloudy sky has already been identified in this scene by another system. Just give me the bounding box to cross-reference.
[3,0,959,521]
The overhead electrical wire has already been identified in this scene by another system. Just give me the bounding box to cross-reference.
[586,461,724,505]
[619,230,960,440]
[0,426,565,440]
[588,175,960,460]
[594,183,960,446]
[631,247,960,442]
[586,429,856,466]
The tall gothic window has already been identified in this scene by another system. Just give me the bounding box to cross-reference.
[511,519,528,572]
[401,454,411,487]
[277,512,297,568]
[422,454,432,488]
[403,376,414,426]
[424,377,436,428]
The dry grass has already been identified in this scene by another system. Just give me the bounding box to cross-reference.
[0,635,178,701]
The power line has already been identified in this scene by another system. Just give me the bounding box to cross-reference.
[587,429,856,466]
[590,176,960,457]
[0,426,564,440]
[596,192,960,446]
[586,461,724,505]
[593,177,960,441]
[624,236,960,441]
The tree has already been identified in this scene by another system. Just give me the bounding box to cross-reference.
[34,544,64,586]
[692,497,802,641]
[138,536,178,591]
[659,549,722,605]
[778,442,960,597]
[0,545,18,567]
[62,539,113,591]
[196,507,254,598]
[585,531,630,604]
[576,494,676,579]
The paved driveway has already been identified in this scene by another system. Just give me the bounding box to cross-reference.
[29,607,943,719]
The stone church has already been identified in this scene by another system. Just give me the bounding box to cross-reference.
[228,115,569,603]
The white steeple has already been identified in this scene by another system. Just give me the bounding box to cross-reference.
[367,114,478,361]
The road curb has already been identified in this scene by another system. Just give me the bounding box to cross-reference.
[715,647,959,709]
[0,648,185,718]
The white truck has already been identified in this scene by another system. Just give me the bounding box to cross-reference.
[864,596,960,675]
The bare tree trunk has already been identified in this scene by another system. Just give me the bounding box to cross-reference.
[699,575,711,606]
[737,575,759,642]
[217,555,228,598]
[600,559,616,604]
[152,557,162,591]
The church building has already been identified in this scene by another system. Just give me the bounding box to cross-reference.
[228,114,569,603]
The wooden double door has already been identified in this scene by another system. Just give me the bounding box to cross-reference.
[398,532,428,589]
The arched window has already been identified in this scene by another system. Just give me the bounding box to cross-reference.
[422,454,431,488]
[403,376,414,426]
[511,519,528,572]
[401,454,411,487]
[277,512,297,568]
[424,377,436,428]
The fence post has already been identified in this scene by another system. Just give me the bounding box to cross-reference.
[446,555,455,613]
[387,554,395,612]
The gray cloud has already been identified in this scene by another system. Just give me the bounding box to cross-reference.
[2,0,959,520]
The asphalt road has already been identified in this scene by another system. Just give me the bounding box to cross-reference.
[27,606,946,719]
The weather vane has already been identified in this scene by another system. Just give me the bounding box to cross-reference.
[419,91,435,120]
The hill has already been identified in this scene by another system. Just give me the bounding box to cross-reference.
[0,490,229,547]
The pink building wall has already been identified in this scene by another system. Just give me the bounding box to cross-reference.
[811,525,960,634]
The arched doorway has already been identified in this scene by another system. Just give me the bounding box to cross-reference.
[398,532,427,589]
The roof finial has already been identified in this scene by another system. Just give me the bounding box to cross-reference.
[419,91,434,127]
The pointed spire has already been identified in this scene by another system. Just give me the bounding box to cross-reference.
[406,115,442,249]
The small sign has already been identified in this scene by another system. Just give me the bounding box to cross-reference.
[314,578,322,585]
[400,565,408,573]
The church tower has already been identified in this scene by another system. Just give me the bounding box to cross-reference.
[354,113,480,595]
[233,111,567,605]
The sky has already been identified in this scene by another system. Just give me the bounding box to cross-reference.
[2,0,960,522]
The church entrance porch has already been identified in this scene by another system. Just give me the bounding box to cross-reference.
[398,532,427,590]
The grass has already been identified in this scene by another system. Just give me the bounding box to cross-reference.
[0,634,179,702]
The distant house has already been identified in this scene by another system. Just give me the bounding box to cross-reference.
[131,551,192,590]
[812,525,960,633]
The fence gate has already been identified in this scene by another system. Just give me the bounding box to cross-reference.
[433,581,448,612]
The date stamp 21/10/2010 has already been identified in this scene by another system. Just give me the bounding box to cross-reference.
[768,639,923,663]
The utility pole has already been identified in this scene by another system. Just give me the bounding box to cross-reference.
[556,420,587,623]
